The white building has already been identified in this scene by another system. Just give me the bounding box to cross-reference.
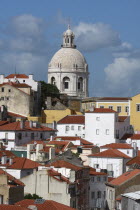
[85,108,131,146]
[100,143,137,158]
[0,121,56,150]
[57,115,85,138]
[88,148,130,178]
[48,26,89,98]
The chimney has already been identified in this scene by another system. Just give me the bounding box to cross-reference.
[29,121,33,128]
[49,147,55,160]
[2,155,7,164]
[50,136,54,141]
[20,120,24,129]
[29,74,33,80]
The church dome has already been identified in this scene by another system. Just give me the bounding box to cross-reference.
[49,47,87,70]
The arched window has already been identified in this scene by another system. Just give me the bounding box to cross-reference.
[51,77,56,86]
[63,77,70,89]
[78,77,83,91]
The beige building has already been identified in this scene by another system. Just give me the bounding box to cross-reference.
[0,82,33,117]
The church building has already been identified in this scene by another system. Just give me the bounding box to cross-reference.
[48,26,89,98]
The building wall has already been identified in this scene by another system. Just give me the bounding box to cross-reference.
[106,185,116,210]
[121,196,140,210]
[41,109,75,124]
[85,112,116,146]
[0,84,32,116]
[130,94,140,131]
[9,186,24,204]
[88,157,127,178]
[57,123,85,138]
[21,169,71,206]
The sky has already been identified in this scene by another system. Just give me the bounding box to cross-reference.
[0,0,140,97]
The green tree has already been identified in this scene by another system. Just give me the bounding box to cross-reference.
[24,193,42,199]
[40,81,60,109]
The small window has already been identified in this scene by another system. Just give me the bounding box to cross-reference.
[100,106,104,108]
[83,134,85,138]
[104,176,107,182]
[136,104,140,112]
[104,191,106,199]
[71,126,74,130]
[18,133,22,140]
[91,192,95,199]
[23,80,25,82]
[1,97,4,100]
[1,87,4,92]
[117,106,121,113]
[64,82,69,89]
[96,129,99,135]
[106,129,109,135]
[7,97,9,100]
[8,89,11,92]
[97,191,101,198]
[78,126,81,131]
[91,177,94,182]
[96,117,100,121]
[94,164,99,168]
[125,106,129,113]
[109,106,113,110]
[127,150,129,154]
[66,126,69,132]
[97,176,101,182]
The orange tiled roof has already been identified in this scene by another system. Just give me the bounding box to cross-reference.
[0,121,9,126]
[48,169,70,183]
[126,156,140,166]
[0,82,31,88]
[15,199,76,210]
[4,157,41,169]
[0,168,24,186]
[108,169,140,186]
[86,108,116,113]
[90,171,106,176]
[6,74,29,79]
[57,115,85,124]
[0,205,28,210]
[46,160,82,171]
[54,136,93,145]
[88,149,130,159]
[118,116,128,122]
[8,112,27,118]
[121,133,140,140]
[0,121,56,131]
[100,143,133,149]
[98,97,131,101]
[0,150,16,158]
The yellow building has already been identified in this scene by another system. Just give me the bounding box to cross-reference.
[130,94,140,131]
[82,97,131,116]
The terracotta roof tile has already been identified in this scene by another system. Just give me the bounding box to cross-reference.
[15,199,76,210]
[6,74,29,79]
[118,116,128,122]
[8,112,27,118]
[0,150,16,158]
[0,121,9,126]
[0,121,56,131]
[4,157,41,169]
[126,156,140,166]
[108,169,140,186]
[86,108,116,113]
[121,133,140,140]
[48,169,70,183]
[57,115,85,124]
[100,143,133,149]
[54,136,93,145]
[88,149,130,159]
[0,168,24,186]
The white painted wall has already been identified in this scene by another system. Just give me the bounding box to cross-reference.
[88,157,128,178]
[57,124,85,138]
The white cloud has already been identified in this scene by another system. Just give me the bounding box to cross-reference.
[104,57,140,95]
[73,22,121,52]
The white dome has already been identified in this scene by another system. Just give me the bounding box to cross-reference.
[49,48,87,70]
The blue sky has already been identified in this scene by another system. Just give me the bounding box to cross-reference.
[0,0,140,97]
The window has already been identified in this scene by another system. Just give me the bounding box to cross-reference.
[1,97,4,100]
[117,106,121,113]
[31,133,34,140]
[8,89,11,92]
[51,77,56,86]
[125,106,129,113]
[40,133,43,139]
[136,104,140,112]
[97,176,101,182]
[127,150,129,154]
[109,190,113,200]
[96,129,99,135]
[91,177,94,182]
[65,82,69,89]
[104,176,107,182]
[83,134,85,138]
[94,164,99,168]
[116,130,119,139]
[96,117,100,121]
[23,80,25,82]
[100,106,104,108]
[18,133,22,140]
[1,87,4,92]
[106,129,109,135]
[78,126,81,131]
[104,191,106,199]
[66,126,69,132]
[97,191,101,198]
[7,97,9,100]
[63,77,70,90]
[78,77,83,91]
[91,192,95,199]
[71,126,74,130]
[109,106,113,110]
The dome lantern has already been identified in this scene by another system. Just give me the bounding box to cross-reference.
[62,25,76,48]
